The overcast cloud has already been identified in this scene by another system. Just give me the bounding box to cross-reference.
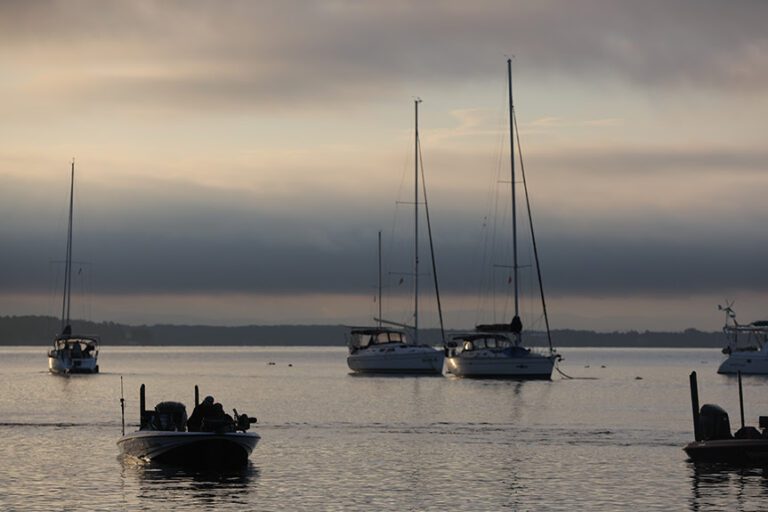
[1,0,767,329]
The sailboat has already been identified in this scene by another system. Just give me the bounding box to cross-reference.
[346,100,445,374]
[48,161,100,374]
[444,60,560,379]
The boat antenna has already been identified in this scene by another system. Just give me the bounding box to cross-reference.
[120,375,125,436]
[514,112,554,354]
[378,230,382,329]
[61,159,75,334]
[417,130,446,343]
[414,97,422,344]
[507,59,522,343]
[738,370,745,430]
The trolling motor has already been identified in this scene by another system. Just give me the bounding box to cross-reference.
[233,409,257,432]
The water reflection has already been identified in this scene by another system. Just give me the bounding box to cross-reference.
[346,372,444,378]
[688,462,768,511]
[121,456,259,508]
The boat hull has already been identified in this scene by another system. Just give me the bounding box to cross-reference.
[445,353,555,379]
[684,439,768,464]
[48,352,99,374]
[347,347,444,374]
[118,431,260,467]
[718,353,768,375]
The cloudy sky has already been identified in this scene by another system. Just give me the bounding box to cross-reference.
[1,0,767,331]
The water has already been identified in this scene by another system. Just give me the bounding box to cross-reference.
[0,346,766,510]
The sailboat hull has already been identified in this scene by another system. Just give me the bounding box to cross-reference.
[347,346,444,374]
[48,352,99,374]
[445,353,555,379]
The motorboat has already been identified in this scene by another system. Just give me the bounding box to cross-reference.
[48,160,100,374]
[346,101,445,375]
[347,327,444,374]
[444,332,557,379]
[684,370,768,464]
[717,304,768,375]
[118,384,259,467]
[444,60,559,380]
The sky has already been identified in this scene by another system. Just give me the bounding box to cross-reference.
[1,0,767,331]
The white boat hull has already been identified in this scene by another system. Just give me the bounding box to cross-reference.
[718,352,768,375]
[48,352,99,374]
[118,431,260,466]
[445,352,555,379]
[347,346,444,374]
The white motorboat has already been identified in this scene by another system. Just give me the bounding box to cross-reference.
[346,100,444,374]
[48,160,100,374]
[444,60,559,379]
[347,328,444,374]
[118,384,259,467]
[717,304,768,375]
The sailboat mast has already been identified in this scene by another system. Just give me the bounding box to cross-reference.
[414,98,421,343]
[61,159,75,332]
[378,230,382,329]
[508,59,521,340]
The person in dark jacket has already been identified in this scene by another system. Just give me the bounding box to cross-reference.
[187,396,216,432]
[187,395,234,432]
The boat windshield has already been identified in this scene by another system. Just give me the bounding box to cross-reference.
[349,329,408,349]
[724,324,768,353]
[53,337,98,357]
[454,334,513,351]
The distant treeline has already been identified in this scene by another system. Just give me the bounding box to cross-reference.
[0,315,725,348]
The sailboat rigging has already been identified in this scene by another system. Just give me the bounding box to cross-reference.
[346,100,445,374]
[47,160,100,374]
[444,59,560,379]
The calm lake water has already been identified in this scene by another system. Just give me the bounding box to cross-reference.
[0,346,766,511]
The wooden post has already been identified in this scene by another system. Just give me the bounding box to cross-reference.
[690,371,701,441]
[139,383,146,429]
[738,371,745,429]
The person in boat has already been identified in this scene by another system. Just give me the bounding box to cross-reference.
[71,341,82,358]
[187,396,233,432]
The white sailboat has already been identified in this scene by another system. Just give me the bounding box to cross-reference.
[444,60,559,379]
[717,304,768,375]
[347,100,445,375]
[48,160,100,374]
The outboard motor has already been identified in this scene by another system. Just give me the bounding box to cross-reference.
[153,401,188,431]
[699,404,732,440]
[233,409,257,432]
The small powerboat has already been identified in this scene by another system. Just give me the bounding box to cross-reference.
[684,371,768,464]
[118,384,259,467]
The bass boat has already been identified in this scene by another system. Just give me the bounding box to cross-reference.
[118,384,259,467]
[684,370,768,464]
